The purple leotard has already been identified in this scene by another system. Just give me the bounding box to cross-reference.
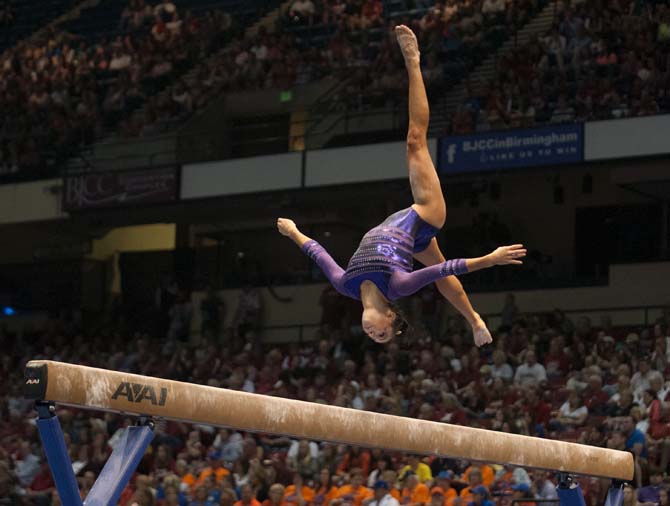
[301,207,469,301]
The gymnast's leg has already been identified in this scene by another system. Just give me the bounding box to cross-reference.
[414,238,493,346]
[395,26,492,346]
[395,24,446,229]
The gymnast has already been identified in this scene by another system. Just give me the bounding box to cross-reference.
[277,25,526,345]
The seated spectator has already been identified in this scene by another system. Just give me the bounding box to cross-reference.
[514,351,547,387]
[468,486,493,506]
[288,0,315,24]
[583,375,610,415]
[459,469,484,505]
[432,471,458,505]
[332,469,372,506]
[365,481,399,506]
[428,485,457,506]
[637,471,663,506]
[315,468,339,506]
[368,457,394,488]
[284,473,316,506]
[490,350,513,382]
[550,96,575,124]
[398,456,432,483]
[195,451,229,487]
[361,0,383,28]
[264,484,286,506]
[551,391,589,429]
[235,484,261,506]
[338,447,371,477]
[288,440,320,478]
[510,484,534,506]
[462,465,494,488]
[400,472,430,506]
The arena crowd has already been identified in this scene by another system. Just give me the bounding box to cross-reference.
[1,286,669,506]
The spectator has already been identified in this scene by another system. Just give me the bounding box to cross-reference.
[264,484,286,506]
[637,471,663,506]
[284,473,316,506]
[469,486,494,506]
[236,484,261,506]
[501,294,519,327]
[398,456,433,483]
[400,472,430,506]
[583,375,610,415]
[459,469,484,505]
[365,481,399,506]
[338,447,371,477]
[490,350,513,382]
[12,441,40,488]
[332,469,372,506]
[514,351,547,387]
[551,391,589,430]
[288,0,315,24]
[368,456,394,488]
[315,468,339,506]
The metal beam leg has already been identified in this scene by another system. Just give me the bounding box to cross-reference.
[83,421,155,506]
[35,403,84,506]
[605,481,625,506]
[556,473,586,506]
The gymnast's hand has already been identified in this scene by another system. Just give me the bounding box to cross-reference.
[277,217,298,237]
[488,244,526,265]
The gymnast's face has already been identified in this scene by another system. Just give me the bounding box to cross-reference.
[362,307,394,343]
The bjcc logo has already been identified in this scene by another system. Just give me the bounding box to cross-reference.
[111,382,167,406]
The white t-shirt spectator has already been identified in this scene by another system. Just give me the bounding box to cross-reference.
[109,53,131,70]
[631,370,655,397]
[13,452,40,486]
[291,0,315,16]
[551,104,575,123]
[482,0,505,14]
[368,493,400,506]
[288,440,320,459]
[155,1,177,17]
[251,43,268,61]
[558,401,588,422]
[514,362,547,386]
[491,363,514,381]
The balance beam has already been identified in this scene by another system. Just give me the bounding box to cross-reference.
[24,360,633,480]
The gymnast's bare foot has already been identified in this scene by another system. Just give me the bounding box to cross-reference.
[472,317,493,347]
[395,24,420,66]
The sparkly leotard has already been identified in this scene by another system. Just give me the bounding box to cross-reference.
[302,207,469,301]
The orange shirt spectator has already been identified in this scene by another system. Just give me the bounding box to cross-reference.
[315,485,339,506]
[333,484,373,506]
[338,449,371,477]
[284,484,316,506]
[237,484,262,506]
[196,466,230,486]
[236,499,262,506]
[429,487,458,506]
[462,466,494,488]
[400,482,430,506]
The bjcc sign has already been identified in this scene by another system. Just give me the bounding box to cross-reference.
[64,167,178,211]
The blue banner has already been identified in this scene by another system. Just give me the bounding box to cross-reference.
[439,124,584,173]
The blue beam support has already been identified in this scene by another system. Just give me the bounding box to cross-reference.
[35,404,83,506]
[83,424,155,506]
[605,483,625,506]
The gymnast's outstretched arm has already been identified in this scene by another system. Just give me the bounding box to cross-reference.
[277,217,347,296]
[391,244,526,298]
